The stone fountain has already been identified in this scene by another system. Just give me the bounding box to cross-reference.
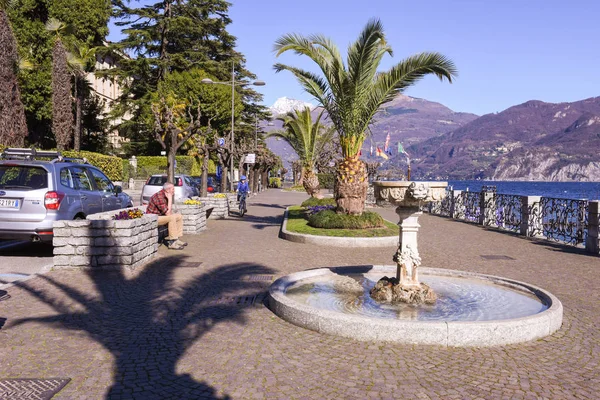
[267,180,563,346]
[369,181,448,305]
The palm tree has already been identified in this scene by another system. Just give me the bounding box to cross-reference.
[274,18,457,215]
[268,107,335,198]
[46,18,73,150]
[68,43,97,151]
[0,0,28,147]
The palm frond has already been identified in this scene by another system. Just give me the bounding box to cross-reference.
[0,0,16,10]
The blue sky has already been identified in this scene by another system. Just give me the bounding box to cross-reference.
[109,0,600,116]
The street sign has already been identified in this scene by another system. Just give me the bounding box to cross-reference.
[244,153,256,164]
[218,137,225,147]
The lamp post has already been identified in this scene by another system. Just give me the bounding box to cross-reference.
[201,64,265,191]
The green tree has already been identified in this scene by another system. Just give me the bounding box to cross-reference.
[110,0,267,164]
[268,107,335,198]
[0,0,27,147]
[7,0,110,147]
[274,19,457,214]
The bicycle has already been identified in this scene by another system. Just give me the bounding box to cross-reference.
[238,192,247,217]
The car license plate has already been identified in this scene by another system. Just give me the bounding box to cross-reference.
[0,198,18,208]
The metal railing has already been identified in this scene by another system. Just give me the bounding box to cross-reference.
[428,188,600,254]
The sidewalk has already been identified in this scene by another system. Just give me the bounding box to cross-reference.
[0,189,598,399]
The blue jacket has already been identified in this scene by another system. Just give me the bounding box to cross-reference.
[237,181,249,194]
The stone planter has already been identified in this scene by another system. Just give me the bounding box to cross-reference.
[176,203,208,234]
[53,209,158,270]
[197,196,230,219]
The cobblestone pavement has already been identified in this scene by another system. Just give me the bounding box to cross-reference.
[1,189,599,399]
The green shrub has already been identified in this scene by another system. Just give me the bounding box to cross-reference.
[269,177,281,188]
[135,156,212,178]
[301,197,336,207]
[317,173,335,189]
[288,185,305,192]
[308,210,385,229]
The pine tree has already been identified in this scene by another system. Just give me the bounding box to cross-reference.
[110,0,266,150]
[0,0,27,147]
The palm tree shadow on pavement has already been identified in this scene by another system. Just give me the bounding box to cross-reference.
[11,257,275,399]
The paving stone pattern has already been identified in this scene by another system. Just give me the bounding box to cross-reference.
[0,189,599,399]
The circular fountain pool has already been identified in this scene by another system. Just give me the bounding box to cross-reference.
[268,265,563,347]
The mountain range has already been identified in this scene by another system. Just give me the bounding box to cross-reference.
[265,95,600,181]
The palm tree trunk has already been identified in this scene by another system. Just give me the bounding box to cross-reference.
[335,156,368,215]
[74,75,82,151]
[302,168,321,198]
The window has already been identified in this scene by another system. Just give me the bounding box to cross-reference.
[72,167,93,191]
[60,168,74,189]
[0,166,47,190]
[88,168,114,192]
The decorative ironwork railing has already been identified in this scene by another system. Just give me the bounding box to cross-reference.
[428,193,451,216]
[454,191,480,223]
[494,194,522,232]
[425,188,598,253]
[540,197,589,245]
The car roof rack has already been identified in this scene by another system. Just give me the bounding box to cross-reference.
[0,148,88,164]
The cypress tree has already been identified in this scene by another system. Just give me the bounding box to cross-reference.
[0,1,27,147]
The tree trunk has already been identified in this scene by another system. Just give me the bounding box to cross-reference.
[253,168,260,191]
[302,169,321,198]
[0,9,27,147]
[52,39,73,150]
[201,151,209,197]
[74,75,82,151]
[248,164,254,194]
[167,148,176,184]
[220,164,228,193]
[335,156,368,215]
[261,170,269,192]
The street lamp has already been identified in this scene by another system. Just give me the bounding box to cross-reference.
[201,63,265,191]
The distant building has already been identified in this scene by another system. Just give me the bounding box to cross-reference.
[85,51,130,150]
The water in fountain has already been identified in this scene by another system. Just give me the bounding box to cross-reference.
[285,271,547,322]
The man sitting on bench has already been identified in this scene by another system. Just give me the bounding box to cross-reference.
[146,182,187,250]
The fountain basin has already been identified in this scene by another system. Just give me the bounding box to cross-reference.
[268,265,563,347]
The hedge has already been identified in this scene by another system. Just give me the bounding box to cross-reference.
[60,150,124,181]
[134,156,214,178]
[317,173,335,189]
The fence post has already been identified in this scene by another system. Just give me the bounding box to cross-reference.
[480,191,495,226]
[586,201,599,254]
[521,196,542,238]
[450,190,461,219]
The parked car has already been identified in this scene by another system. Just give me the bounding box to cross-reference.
[190,175,219,193]
[0,148,133,243]
[140,174,196,205]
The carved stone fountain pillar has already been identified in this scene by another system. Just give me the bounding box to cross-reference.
[370,181,448,304]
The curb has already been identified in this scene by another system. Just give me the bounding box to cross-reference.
[279,207,398,248]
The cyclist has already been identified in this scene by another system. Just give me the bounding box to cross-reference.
[236,175,249,214]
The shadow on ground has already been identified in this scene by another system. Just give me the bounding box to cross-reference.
[0,241,53,257]
[10,257,275,399]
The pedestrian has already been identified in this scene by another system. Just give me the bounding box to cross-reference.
[146,182,187,250]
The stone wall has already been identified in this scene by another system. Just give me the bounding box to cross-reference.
[53,209,158,270]
[176,204,208,234]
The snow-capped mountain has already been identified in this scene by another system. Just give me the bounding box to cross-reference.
[270,97,315,116]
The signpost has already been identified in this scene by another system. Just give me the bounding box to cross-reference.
[218,137,225,147]
[244,153,256,164]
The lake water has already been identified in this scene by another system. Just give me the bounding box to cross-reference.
[446,180,600,201]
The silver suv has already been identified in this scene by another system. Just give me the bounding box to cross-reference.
[0,148,133,243]
[140,174,196,205]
